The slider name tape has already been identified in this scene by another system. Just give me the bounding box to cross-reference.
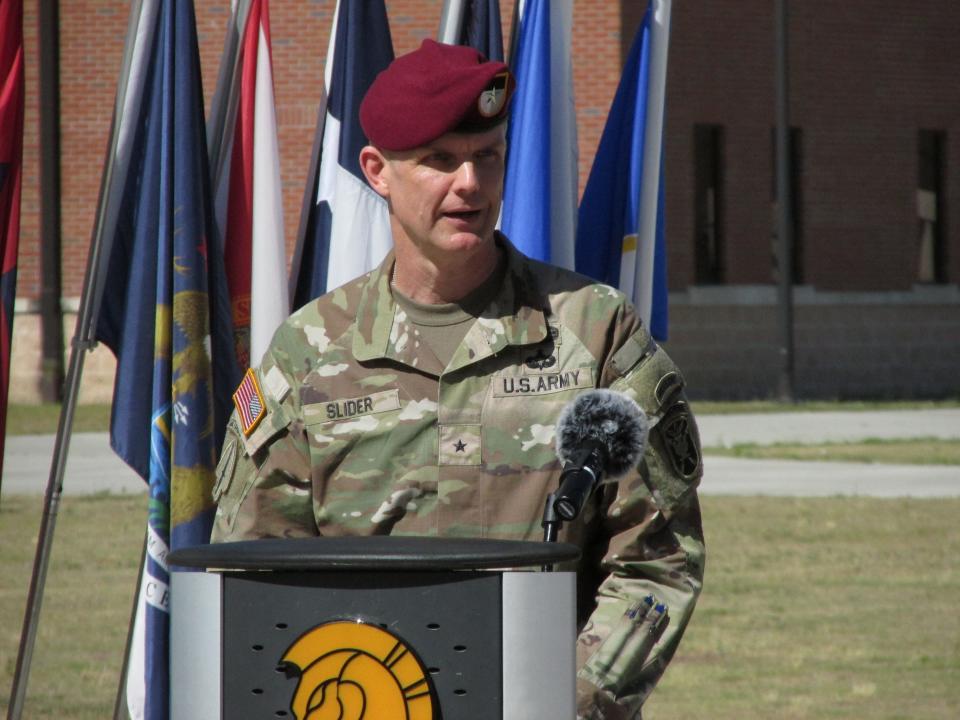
[303,389,402,425]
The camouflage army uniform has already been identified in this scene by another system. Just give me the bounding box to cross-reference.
[211,235,705,719]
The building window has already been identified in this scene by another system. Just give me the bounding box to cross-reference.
[917,130,947,284]
[770,126,804,284]
[694,124,724,284]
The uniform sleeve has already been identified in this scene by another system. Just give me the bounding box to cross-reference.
[210,329,317,541]
[575,323,706,719]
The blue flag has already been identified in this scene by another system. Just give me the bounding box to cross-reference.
[575,2,670,340]
[501,0,577,268]
[92,0,238,716]
[290,0,394,309]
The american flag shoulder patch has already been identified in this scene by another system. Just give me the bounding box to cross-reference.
[233,368,267,437]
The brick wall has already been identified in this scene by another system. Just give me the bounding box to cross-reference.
[11,1,960,401]
[26,1,960,299]
[17,0,39,300]
[664,0,960,290]
[17,0,622,301]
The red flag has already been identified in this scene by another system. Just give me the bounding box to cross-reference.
[221,0,288,370]
[0,0,24,476]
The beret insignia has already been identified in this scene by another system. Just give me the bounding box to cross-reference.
[478,72,511,117]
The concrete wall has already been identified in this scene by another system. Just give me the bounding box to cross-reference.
[10,284,959,405]
[666,285,960,400]
[9,302,116,405]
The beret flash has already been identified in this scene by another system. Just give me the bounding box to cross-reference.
[359,39,516,151]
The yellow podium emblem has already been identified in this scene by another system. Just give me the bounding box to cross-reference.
[281,620,435,720]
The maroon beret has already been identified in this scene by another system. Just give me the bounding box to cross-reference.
[360,39,516,151]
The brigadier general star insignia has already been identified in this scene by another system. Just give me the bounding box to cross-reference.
[233,368,266,437]
[454,439,467,453]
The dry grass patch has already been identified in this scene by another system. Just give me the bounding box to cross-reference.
[2,494,958,718]
[646,496,960,720]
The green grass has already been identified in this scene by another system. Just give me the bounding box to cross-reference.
[646,496,960,720]
[1,494,144,719]
[2,495,958,718]
[5,404,112,435]
[704,438,960,465]
[5,399,958,437]
[691,399,960,415]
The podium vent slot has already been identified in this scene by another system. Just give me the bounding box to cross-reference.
[427,623,440,630]
[454,689,468,696]
[428,667,440,674]
[275,622,288,629]
[251,644,263,651]
[251,688,263,695]
[274,711,288,717]
[453,645,467,652]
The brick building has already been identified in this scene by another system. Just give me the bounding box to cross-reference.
[11,0,960,401]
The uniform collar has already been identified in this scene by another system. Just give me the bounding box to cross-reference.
[352,234,549,374]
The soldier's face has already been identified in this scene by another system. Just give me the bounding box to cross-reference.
[367,125,507,260]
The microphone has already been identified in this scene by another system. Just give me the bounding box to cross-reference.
[552,389,649,522]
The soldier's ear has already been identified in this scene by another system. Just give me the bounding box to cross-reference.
[359,145,390,198]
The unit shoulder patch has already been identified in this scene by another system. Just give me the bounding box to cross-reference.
[657,402,702,481]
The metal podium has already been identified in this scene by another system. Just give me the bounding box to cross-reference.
[168,537,580,720]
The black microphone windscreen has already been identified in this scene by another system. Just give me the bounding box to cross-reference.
[555,389,648,478]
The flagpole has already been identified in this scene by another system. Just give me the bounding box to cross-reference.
[6,109,121,720]
[633,0,671,326]
[775,0,795,401]
[437,0,465,43]
[508,0,524,63]
[6,0,146,711]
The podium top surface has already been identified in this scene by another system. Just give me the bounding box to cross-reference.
[168,536,580,571]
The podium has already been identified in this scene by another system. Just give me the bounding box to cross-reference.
[168,537,580,720]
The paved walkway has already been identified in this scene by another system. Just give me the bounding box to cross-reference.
[2,409,958,499]
[696,408,960,446]
[701,456,958,497]
[2,433,145,496]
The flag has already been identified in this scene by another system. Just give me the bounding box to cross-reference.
[91,0,239,716]
[575,1,671,340]
[208,0,288,370]
[460,0,503,61]
[500,0,577,268]
[0,0,23,479]
[439,0,504,61]
[290,0,394,309]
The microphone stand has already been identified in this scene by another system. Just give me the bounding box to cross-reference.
[540,492,562,571]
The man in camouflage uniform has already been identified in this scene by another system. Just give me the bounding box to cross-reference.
[212,39,705,719]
